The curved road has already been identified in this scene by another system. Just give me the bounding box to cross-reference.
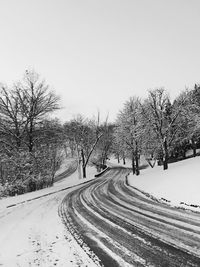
[0,173,96,266]
[59,167,200,267]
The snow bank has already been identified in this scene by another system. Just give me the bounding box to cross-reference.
[0,166,97,212]
[128,156,200,211]
[0,170,98,267]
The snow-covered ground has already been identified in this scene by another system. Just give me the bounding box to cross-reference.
[109,154,200,211]
[0,161,97,213]
[0,162,98,266]
[126,156,200,211]
[107,155,147,169]
[1,153,200,266]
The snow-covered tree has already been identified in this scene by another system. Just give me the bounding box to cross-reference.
[115,97,143,175]
[64,115,103,178]
[15,70,60,152]
[94,121,114,169]
[141,88,187,170]
[0,71,62,196]
[172,86,200,158]
[112,127,127,164]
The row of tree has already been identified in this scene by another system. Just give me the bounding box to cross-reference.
[62,85,200,178]
[1,70,200,196]
[0,70,114,196]
[114,86,200,174]
[63,114,114,178]
[0,71,64,196]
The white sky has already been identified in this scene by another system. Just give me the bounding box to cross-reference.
[0,0,200,122]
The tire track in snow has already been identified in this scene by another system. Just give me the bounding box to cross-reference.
[60,167,200,267]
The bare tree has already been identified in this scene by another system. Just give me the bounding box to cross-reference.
[94,118,114,169]
[0,71,61,196]
[64,115,103,178]
[15,70,60,152]
[0,85,26,150]
[115,97,143,175]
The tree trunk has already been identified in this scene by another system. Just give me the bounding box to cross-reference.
[102,151,106,166]
[28,121,34,152]
[132,153,135,175]
[0,163,4,185]
[16,133,21,148]
[117,154,120,163]
[135,142,140,175]
[81,149,86,178]
[163,158,168,170]
[191,138,196,157]
[182,148,186,159]
[123,156,126,165]
[163,138,168,170]
[29,138,33,152]
[135,155,140,175]
[82,165,86,178]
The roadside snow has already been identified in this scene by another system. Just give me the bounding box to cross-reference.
[127,156,200,211]
[0,166,97,212]
[0,188,97,267]
[0,165,98,266]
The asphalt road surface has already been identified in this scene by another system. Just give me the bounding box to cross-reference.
[59,167,200,267]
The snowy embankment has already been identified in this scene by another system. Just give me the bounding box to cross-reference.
[0,159,97,213]
[127,156,200,212]
[0,159,98,267]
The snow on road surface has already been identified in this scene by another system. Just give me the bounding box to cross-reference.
[0,166,98,266]
[2,154,200,266]
[127,156,200,211]
[61,167,200,266]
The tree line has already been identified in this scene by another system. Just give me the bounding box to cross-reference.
[0,71,64,196]
[0,70,113,196]
[114,87,200,174]
[0,70,200,197]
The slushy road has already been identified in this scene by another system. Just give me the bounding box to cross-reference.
[60,167,200,267]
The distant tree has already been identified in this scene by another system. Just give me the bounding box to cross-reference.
[115,97,143,175]
[64,115,103,178]
[141,88,187,170]
[112,128,127,164]
[94,121,114,168]
[173,86,200,157]
[64,122,78,157]
[187,84,200,155]
[141,125,159,167]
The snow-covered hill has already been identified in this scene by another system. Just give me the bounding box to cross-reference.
[127,156,200,211]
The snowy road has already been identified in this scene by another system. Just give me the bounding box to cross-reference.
[1,166,200,266]
[0,184,97,267]
[60,167,200,267]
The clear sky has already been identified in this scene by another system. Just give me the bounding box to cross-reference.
[0,0,200,122]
